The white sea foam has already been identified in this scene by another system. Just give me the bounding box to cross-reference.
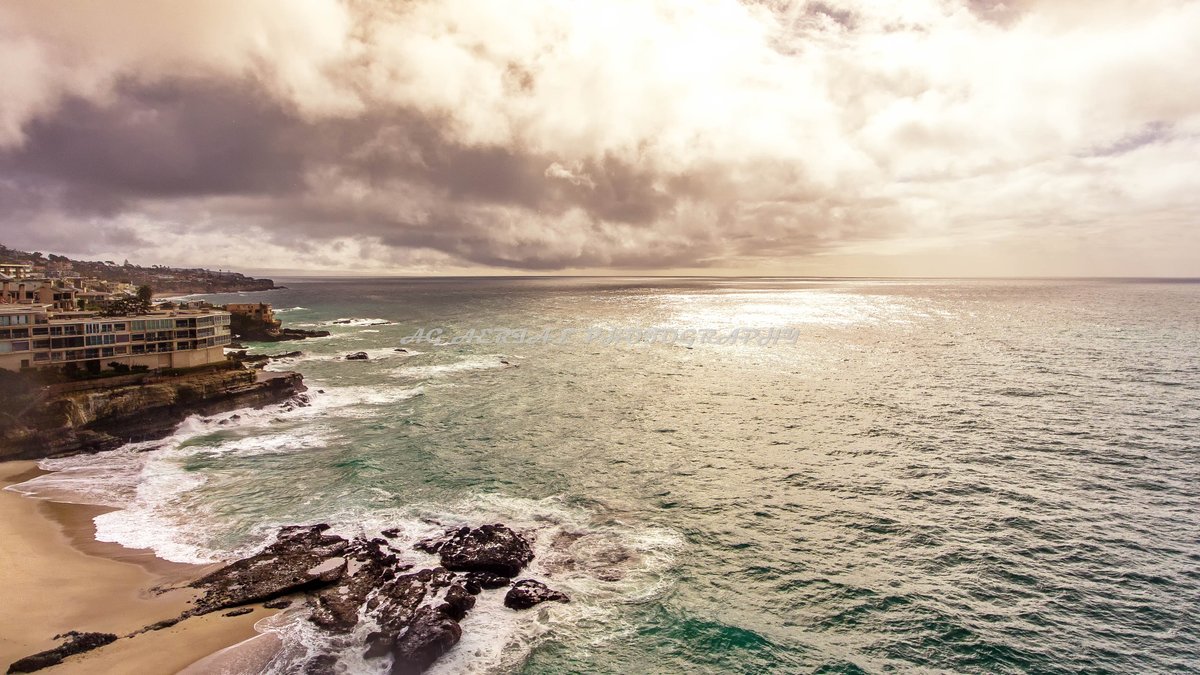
[275,306,308,313]
[390,355,513,380]
[321,317,394,327]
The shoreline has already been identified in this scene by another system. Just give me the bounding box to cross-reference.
[0,461,280,673]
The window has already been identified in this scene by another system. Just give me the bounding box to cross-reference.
[0,314,32,326]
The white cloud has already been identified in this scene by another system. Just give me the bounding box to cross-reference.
[1,0,1198,274]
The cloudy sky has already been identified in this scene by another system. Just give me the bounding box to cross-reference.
[1,0,1198,276]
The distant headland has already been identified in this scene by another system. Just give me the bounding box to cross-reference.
[0,244,277,296]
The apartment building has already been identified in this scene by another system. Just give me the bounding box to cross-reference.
[0,305,233,372]
[0,262,33,279]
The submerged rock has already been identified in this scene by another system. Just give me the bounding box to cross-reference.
[7,632,118,673]
[416,524,534,577]
[345,352,369,360]
[504,579,570,610]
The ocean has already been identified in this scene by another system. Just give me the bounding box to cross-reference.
[13,277,1200,673]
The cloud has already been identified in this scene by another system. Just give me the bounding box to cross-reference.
[0,0,1198,274]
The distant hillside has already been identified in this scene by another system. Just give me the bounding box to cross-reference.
[0,244,277,295]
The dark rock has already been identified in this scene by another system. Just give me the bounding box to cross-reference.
[7,632,118,672]
[504,580,570,610]
[418,524,534,577]
[389,606,463,675]
[136,523,535,674]
[364,631,393,659]
[140,616,185,632]
[394,348,409,353]
[345,352,369,361]
[190,525,349,613]
[439,583,476,621]
[223,607,254,617]
[309,539,397,632]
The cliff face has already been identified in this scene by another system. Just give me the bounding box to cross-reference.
[0,366,305,461]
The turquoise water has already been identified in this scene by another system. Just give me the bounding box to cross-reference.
[24,278,1200,673]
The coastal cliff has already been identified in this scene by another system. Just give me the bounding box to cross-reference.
[0,364,305,461]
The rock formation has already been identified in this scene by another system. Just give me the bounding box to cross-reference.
[504,579,571,610]
[0,364,305,460]
[190,524,565,673]
[6,632,117,673]
[6,523,569,673]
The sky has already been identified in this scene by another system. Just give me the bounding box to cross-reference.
[0,0,1198,277]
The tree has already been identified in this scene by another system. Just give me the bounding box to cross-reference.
[99,286,153,317]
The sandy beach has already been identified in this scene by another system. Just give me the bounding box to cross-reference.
[0,461,280,674]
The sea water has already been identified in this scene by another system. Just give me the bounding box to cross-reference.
[13,278,1200,673]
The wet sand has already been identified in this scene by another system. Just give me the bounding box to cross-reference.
[0,460,280,673]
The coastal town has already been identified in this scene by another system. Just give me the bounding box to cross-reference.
[0,247,317,463]
[0,247,284,374]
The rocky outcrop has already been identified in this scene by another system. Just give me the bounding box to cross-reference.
[7,522,571,673]
[0,364,305,460]
[196,524,552,673]
[229,312,329,343]
[415,524,535,577]
[6,632,117,673]
[504,580,570,610]
[344,352,369,361]
[191,525,350,613]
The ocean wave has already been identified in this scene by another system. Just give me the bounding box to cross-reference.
[389,355,514,380]
[274,306,308,313]
[321,318,395,327]
[11,383,425,562]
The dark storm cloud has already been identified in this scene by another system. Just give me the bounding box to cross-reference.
[0,77,693,268]
[1,79,308,210]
